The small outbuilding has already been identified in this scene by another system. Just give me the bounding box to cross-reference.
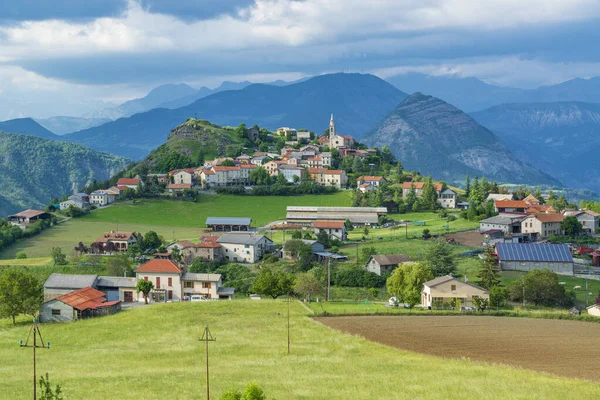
[206,217,252,232]
[364,254,410,276]
[40,286,121,323]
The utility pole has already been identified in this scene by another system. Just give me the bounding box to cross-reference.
[355,243,359,267]
[198,325,216,400]
[20,318,50,400]
[326,258,331,301]
[287,295,291,354]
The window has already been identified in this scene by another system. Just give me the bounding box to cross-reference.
[202,282,211,289]
[451,284,456,292]
[52,309,61,316]
[168,277,172,287]
[184,281,194,288]
[144,276,148,281]
[156,277,161,289]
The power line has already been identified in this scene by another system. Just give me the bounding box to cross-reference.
[198,324,216,400]
[20,318,50,400]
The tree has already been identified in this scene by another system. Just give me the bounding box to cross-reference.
[249,167,271,185]
[490,286,508,308]
[464,174,471,198]
[344,219,354,232]
[50,247,66,266]
[136,280,154,304]
[170,246,182,263]
[283,239,305,259]
[405,185,417,209]
[534,186,544,204]
[316,230,330,248]
[106,253,132,277]
[472,296,490,312]
[561,216,583,237]
[235,123,248,139]
[596,290,600,306]
[220,382,266,400]
[16,251,27,259]
[476,247,501,289]
[362,226,370,239]
[297,245,314,272]
[420,176,438,211]
[126,243,143,259]
[361,246,376,262]
[221,159,236,167]
[142,231,162,250]
[422,240,456,277]
[386,263,433,307]
[509,269,571,307]
[0,269,43,325]
[291,230,302,239]
[38,373,63,400]
[294,272,323,302]
[251,269,295,299]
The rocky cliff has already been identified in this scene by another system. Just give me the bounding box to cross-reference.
[363,93,561,186]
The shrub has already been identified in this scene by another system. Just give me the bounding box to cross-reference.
[15,251,27,259]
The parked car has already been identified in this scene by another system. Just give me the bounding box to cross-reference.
[190,295,206,302]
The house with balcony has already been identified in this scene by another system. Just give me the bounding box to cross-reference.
[421,275,489,309]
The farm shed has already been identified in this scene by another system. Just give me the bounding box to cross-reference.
[40,286,121,323]
[95,276,137,302]
[43,273,98,302]
[286,206,387,226]
[496,243,573,275]
[206,217,252,232]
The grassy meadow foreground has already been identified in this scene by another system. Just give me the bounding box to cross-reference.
[1,301,600,400]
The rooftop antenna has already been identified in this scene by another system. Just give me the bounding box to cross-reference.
[20,318,50,400]
[198,324,217,400]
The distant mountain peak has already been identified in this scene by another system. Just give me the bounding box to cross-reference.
[363,94,560,186]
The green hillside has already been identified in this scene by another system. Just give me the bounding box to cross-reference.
[136,119,244,171]
[1,301,598,399]
[0,131,130,216]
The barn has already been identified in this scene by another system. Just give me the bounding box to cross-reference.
[40,286,121,323]
[205,217,252,232]
[496,243,573,275]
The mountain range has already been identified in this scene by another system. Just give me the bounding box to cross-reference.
[0,131,129,216]
[471,102,600,192]
[363,93,560,186]
[386,73,600,112]
[0,118,58,141]
[62,73,407,159]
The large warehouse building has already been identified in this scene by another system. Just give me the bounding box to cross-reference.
[286,206,387,226]
[496,243,573,275]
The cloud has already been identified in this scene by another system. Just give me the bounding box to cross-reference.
[1,0,600,117]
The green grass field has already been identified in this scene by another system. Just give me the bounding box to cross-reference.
[0,194,351,259]
[1,300,598,399]
[80,193,352,228]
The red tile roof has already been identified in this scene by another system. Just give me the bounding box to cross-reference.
[357,176,384,182]
[201,169,215,175]
[200,235,220,243]
[309,168,344,175]
[135,259,182,274]
[318,136,329,143]
[531,213,564,223]
[116,178,140,186]
[402,182,425,189]
[308,157,322,161]
[95,231,137,243]
[168,183,192,189]
[116,185,129,191]
[495,200,528,209]
[57,287,116,311]
[213,166,240,171]
[433,183,443,192]
[240,164,257,169]
[314,220,345,229]
[168,168,196,176]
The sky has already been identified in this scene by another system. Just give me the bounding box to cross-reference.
[1,0,600,119]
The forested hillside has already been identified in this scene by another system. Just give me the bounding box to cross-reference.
[0,132,130,216]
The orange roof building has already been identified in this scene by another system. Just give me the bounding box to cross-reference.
[41,286,121,322]
[135,259,182,274]
[314,220,345,229]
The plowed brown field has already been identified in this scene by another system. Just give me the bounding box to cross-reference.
[315,316,600,381]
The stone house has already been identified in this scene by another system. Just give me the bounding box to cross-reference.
[563,210,600,234]
[437,189,457,209]
[308,168,347,188]
[94,231,142,252]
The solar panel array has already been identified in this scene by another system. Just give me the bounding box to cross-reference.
[496,243,573,262]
